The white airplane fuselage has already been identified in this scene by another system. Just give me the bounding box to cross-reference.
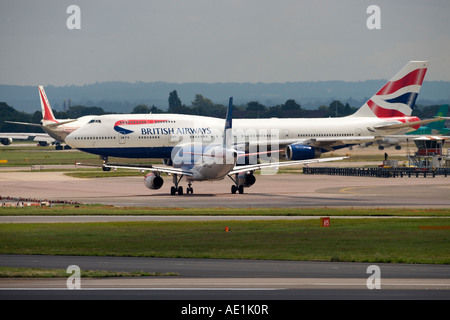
[65,113,418,160]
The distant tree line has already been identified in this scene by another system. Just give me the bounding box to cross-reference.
[0,90,447,133]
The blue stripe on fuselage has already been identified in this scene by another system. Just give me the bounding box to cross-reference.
[114,126,134,134]
[78,147,173,159]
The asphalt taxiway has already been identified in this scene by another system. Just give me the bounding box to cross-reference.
[1,255,449,300]
[1,168,450,208]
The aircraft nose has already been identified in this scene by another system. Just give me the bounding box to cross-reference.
[65,131,77,148]
[65,129,85,148]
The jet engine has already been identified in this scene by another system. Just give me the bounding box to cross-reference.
[237,172,256,188]
[144,172,164,190]
[38,141,50,147]
[0,138,12,146]
[285,144,321,160]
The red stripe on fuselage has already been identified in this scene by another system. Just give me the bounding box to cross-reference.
[114,119,168,126]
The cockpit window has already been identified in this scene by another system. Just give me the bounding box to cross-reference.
[88,119,102,124]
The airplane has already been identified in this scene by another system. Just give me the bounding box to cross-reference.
[408,104,449,135]
[65,61,438,193]
[365,104,449,150]
[5,86,94,149]
[0,132,54,146]
[80,97,348,195]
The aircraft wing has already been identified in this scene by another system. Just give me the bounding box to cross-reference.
[302,136,377,151]
[370,117,446,133]
[103,163,194,176]
[44,119,78,128]
[0,132,55,144]
[228,156,348,175]
[243,136,377,153]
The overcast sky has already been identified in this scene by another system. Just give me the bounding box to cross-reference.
[1,0,449,86]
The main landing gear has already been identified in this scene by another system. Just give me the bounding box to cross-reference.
[170,174,184,195]
[231,184,244,194]
[229,173,245,194]
[170,174,194,195]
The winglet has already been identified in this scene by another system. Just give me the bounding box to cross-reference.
[223,97,233,147]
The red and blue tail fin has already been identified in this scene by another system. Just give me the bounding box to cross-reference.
[351,61,428,118]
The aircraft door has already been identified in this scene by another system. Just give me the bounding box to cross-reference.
[118,133,128,144]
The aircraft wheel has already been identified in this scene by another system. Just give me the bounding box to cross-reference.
[178,186,183,195]
[231,185,237,194]
[170,186,176,195]
[187,187,193,194]
[238,185,244,194]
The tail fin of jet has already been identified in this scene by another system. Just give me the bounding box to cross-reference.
[428,104,449,131]
[350,61,429,118]
[39,86,57,123]
[223,97,233,148]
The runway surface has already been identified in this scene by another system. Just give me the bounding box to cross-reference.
[1,255,449,300]
[1,169,450,208]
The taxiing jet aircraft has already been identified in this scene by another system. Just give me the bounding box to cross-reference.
[84,98,347,195]
[6,86,93,149]
[65,61,437,194]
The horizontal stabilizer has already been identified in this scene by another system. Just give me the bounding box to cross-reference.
[5,121,43,128]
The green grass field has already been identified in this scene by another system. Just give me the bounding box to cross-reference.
[1,218,449,264]
[0,267,177,278]
[0,145,160,167]
[1,205,450,216]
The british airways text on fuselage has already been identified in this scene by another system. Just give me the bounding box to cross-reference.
[140,127,212,135]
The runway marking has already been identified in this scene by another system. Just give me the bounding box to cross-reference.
[0,288,281,291]
[1,278,449,290]
[339,186,378,194]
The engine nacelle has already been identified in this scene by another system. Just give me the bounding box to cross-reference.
[38,141,50,147]
[238,172,256,188]
[285,144,320,160]
[0,138,13,146]
[144,172,164,190]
